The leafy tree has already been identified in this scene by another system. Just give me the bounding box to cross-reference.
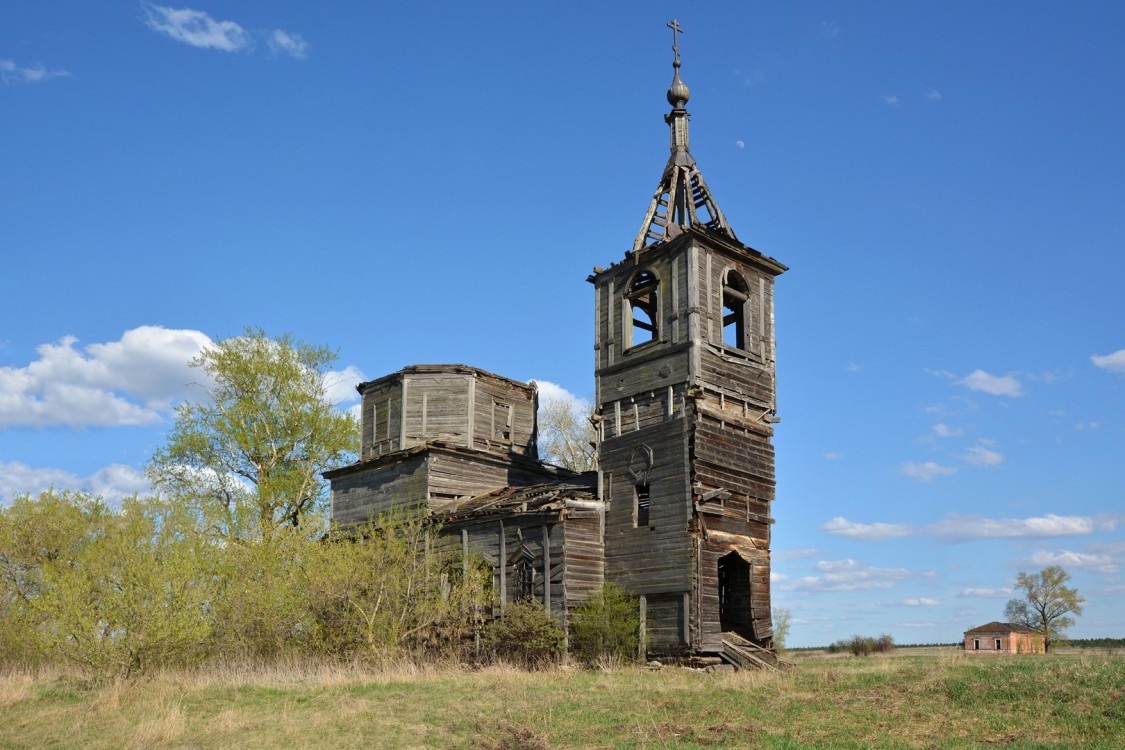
[148,328,358,543]
[569,582,640,666]
[1004,565,1084,652]
[306,512,492,661]
[0,491,218,677]
[537,393,597,472]
[771,606,792,652]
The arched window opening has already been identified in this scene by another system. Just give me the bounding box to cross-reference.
[627,270,659,347]
[722,271,750,350]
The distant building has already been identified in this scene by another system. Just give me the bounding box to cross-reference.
[963,622,1044,654]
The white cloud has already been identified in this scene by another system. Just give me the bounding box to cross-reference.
[902,597,939,606]
[819,22,840,39]
[820,516,914,541]
[846,362,862,373]
[958,369,1023,397]
[902,461,956,482]
[1092,349,1125,374]
[958,587,1013,598]
[0,460,149,507]
[781,558,928,593]
[735,139,745,149]
[0,58,71,85]
[323,365,365,407]
[1028,549,1118,574]
[0,326,211,428]
[883,95,899,107]
[267,29,309,59]
[823,450,842,460]
[926,88,942,101]
[144,4,252,52]
[930,513,1096,542]
[533,380,590,412]
[963,441,1003,467]
[932,423,962,438]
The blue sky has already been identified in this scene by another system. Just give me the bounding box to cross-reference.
[2,2,1123,648]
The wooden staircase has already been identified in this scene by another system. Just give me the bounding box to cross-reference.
[718,632,789,672]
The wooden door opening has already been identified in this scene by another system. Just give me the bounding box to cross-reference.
[718,552,752,637]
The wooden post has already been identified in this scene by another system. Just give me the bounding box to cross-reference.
[638,594,648,660]
[498,520,506,611]
[542,523,551,613]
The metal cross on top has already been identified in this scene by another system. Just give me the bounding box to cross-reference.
[667,19,683,64]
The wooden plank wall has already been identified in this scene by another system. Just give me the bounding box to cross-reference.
[601,418,693,625]
[446,514,571,624]
[471,376,537,458]
[561,509,605,613]
[403,373,471,448]
[330,455,429,527]
[361,381,404,460]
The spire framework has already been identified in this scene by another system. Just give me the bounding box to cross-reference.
[633,20,738,253]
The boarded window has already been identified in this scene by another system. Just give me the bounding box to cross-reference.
[722,271,750,350]
[634,483,651,527]
[493,400,512,441]
[627,270,659,347]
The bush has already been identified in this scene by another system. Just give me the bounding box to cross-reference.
[483,600,565,669]
[569,583,639,666]
[874,634,895,653]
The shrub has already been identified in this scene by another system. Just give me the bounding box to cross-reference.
[874,634,895,653]
[483,600,565,668]
[569,583,639,666]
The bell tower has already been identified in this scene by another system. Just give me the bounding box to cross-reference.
[590,21,787,655]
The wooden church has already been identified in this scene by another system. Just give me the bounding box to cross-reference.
[326,24,786,665]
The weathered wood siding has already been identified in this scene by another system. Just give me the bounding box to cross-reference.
[560,508,605,612]
[330,454,428,527]
[592,229,782,654]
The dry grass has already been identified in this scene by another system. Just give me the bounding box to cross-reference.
[1,652,1121,749]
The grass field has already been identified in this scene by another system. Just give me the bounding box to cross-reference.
[2,651,1122,749]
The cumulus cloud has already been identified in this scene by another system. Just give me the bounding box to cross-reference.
[902,461,956,482]
[533,380,590,412]
[0,460,149,507]
[962,440,1003,467]
[958,587,1013,598]
[0,326,211,428]
[780,558,928,593]
[929,513,1096,542]
[267,29,309,59]
[902,598,939,606]
[323,365,366,407]
[820,516,914,541]
[932,423,962,438]
[1092,349,1125,374]
[143,5,309,60]
[958,369,1023,397]
[1028,549,1118,574]
[144,4,252,52]
[1,58,71,85]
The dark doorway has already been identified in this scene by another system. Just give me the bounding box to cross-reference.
[718,552,752,636]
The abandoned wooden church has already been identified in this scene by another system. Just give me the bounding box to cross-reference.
[326,26,787,664]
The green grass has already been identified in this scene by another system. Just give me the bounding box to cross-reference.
[1,653,1122,749]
